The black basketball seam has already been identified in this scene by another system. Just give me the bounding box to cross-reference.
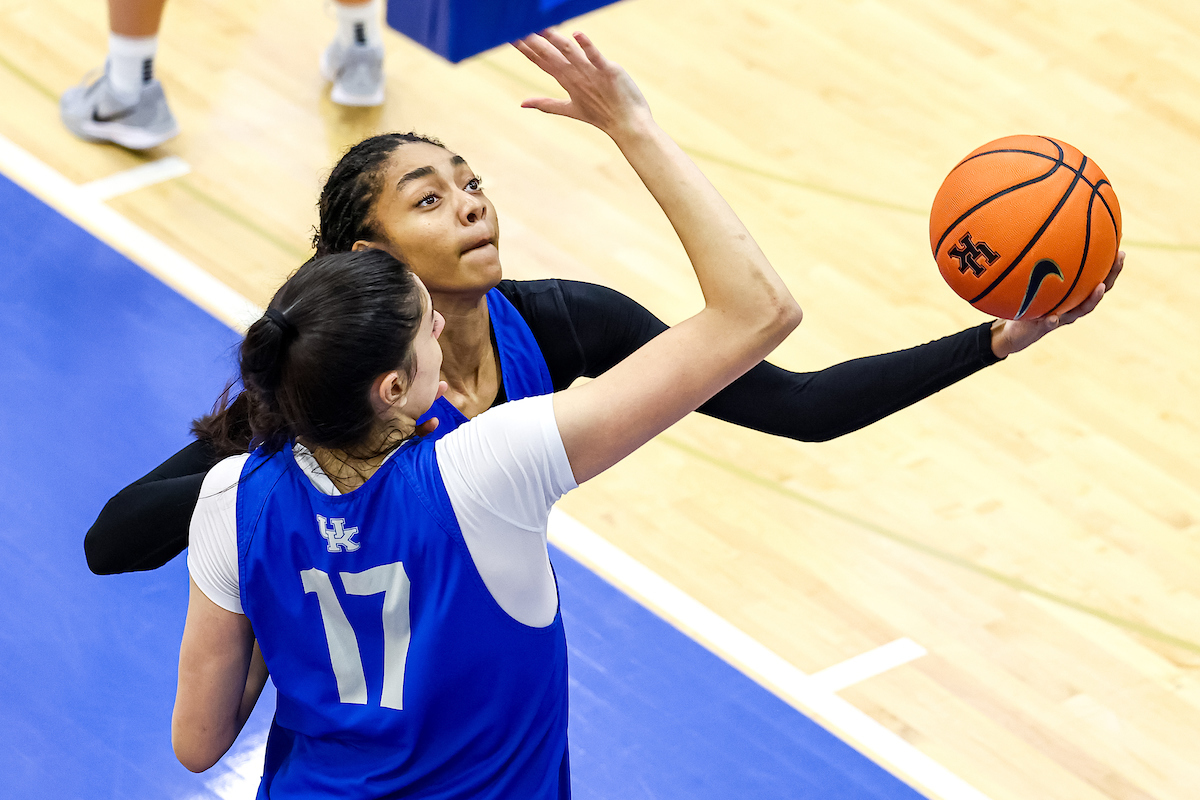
[951,137,1099,186]
[1044,176,1118,317]
[952,144,1115,201]
[968,155,1087,304]
[1044,187,1095,317]
[932,139,1066,257]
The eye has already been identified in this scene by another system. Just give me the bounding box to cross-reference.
[416,192,438,208]
[465,176,483,191]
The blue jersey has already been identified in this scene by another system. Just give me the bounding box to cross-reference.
[415,286,554,440]
[237,288,567,798]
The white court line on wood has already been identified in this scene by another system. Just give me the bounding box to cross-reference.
[0,130,992,800]
[548,510,990,800]
[0,134,259,331]
[808,638,928,694]
[78,156,191,201]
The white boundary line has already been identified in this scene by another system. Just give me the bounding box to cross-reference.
[0,130,992,800]
[549,510,991,800]
[78,155,192,201]
[809,638,928,694]
[0,134,260,331]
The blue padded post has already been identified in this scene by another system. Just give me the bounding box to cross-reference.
[387,0,626,63]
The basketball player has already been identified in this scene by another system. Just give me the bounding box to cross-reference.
[60,0,388,149]
[172,30,802,795]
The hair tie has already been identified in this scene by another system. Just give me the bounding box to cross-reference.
[264,307,298,340]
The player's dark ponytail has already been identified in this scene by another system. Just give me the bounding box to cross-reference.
[313,132,447,256]
[194,249,425,457]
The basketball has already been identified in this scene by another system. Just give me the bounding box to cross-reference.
[929,135,1121,320]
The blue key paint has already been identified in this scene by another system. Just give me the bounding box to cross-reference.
[0,172,924,799]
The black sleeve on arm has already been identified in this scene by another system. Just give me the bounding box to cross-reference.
[498,279,1000,440]
[84,438,220,575]
[699,322,1001,441]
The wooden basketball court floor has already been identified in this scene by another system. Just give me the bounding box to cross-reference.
[0,0,1197,798]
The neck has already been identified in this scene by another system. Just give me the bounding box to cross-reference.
[307,425,411,493]
[431,290,500,414]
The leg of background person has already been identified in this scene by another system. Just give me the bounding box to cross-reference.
[106,0,167,105]
[59,0,178,150]
[323,0,387,107]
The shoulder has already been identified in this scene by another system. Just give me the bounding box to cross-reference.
[200,453,252,497]
[496,278,566,321]
[189,453,251,615]
[194,452,252,528]
[436,396,575,502]
[498,277,640,313]
[437,395,557,456]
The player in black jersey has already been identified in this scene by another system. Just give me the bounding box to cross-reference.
[85,120,1121,578]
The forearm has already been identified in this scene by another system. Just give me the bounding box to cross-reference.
[699,323,999,440]
[611,120,796,326]
[173,579,255,773]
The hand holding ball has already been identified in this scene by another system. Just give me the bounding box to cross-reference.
[930,135,1121,320]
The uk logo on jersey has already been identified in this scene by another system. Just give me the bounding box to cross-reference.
[317,515,361,553]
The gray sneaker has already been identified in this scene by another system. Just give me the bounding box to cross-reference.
[60,69,179,150]
[321,41,385,107]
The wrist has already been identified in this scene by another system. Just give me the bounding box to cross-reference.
[607,110,660,150]
[990,319,1011,359]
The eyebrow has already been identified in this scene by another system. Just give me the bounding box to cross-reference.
[395,156,471,191]
[396,166,435,190]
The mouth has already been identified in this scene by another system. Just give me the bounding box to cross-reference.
[461,235,495,254]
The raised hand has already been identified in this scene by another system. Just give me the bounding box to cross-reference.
[513,30,652,141]
[991,250,1125,358]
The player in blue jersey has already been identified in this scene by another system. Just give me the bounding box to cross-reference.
[171,30,802,797]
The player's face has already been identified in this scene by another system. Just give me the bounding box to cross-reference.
[400,277,446,419]
[368,142,502,297]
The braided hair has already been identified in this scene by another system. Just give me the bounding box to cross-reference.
[313,132,447,257]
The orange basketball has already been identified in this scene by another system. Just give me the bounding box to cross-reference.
[929,135,1121,320]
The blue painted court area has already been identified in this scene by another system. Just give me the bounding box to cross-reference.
[0,171,925,799]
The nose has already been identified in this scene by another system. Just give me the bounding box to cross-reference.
[460,189,486,225]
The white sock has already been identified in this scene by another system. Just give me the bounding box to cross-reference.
[335,0,382,48]
[107,33,158,103]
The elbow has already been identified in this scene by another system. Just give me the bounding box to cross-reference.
[84,526,120,575]
[768,295,803,339]
[173,739,219,774]
[177,755,215,774]
[783,297,804,331]
[84,493,136,575]
[172,713,225,773]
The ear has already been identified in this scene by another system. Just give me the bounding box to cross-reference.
[370,370,408,417]
[353,240,409,265]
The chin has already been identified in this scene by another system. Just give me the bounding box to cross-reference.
[471,257,504,291]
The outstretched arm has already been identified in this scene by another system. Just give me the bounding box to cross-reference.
[501,233,1122,443]
[514,31,801,483]
[502,279,1000,439]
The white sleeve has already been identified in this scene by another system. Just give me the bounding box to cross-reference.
[436,395,577,627]
[186,454,250,615]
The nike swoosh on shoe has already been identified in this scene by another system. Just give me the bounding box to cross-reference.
[92,106,137,124]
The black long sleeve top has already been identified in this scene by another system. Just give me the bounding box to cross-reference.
[83,278,998,574]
